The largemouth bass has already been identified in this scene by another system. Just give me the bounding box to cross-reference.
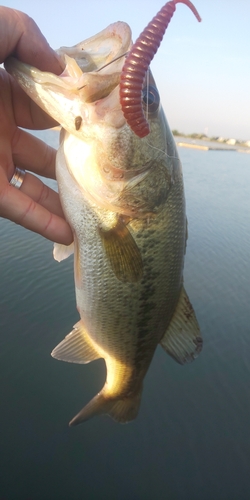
[6,21,202,425]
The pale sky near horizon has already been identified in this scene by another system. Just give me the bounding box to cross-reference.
[2,0,250,140]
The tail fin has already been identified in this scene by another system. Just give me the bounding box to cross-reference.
[69,388,142,426]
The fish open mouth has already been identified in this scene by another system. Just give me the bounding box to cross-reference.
[55,22,133,103]
[6,22,132,103]
[5,22,133,132]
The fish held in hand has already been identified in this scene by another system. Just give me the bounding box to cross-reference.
[6,20,202,426]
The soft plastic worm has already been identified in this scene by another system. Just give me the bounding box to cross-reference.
[120,0,201,138]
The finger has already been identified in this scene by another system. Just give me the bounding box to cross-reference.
[1,66,58,132]
[0,172,72,245]
[12,127,58,179]
[20,172,65,218]
[0,7,63,74]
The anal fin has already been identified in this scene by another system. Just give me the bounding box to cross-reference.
[51,321,100,364]
[161,286,202,364]
[99,216,143,283]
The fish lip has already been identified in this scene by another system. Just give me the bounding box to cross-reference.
[5,56,28,75]
[5,56,67,88]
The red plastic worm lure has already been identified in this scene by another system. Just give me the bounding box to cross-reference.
[120,0,201,138]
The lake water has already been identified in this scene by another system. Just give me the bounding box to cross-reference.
[0,130,250,500]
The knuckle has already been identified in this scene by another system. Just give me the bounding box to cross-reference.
[18,197,36,225]
[36,181,50,205]
[43,144,56,173]
[43,211,53,234]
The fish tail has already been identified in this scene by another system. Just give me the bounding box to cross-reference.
[69,388,142,426]
[108,389,142,423]
[69,392,112,426]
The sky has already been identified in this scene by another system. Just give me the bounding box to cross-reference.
[1,0,250,140]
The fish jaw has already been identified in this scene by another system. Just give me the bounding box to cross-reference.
[5,22,133,136]
[4,56,124,135]
[5,55,89,133]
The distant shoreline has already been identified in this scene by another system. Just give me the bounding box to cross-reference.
[175,136,250,153]
[173,131,250,153]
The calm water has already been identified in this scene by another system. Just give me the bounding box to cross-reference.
[0,130,250,500]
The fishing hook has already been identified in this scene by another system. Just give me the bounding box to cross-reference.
[77,52,129,91]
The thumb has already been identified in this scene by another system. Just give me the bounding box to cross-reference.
[0,6,63,74]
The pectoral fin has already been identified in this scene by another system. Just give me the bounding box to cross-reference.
[160,286,202,364]
[53,241,74,262]
[51,321,100,364]
[53,239,82,289]
[99,217,143,283]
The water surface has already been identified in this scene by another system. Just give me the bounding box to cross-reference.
[0,131,250,500]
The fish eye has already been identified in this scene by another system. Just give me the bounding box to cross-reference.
[142,85,160,113]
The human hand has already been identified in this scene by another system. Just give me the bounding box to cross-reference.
[0,6,73,244]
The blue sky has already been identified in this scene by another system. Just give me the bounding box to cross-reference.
[2,0,250,140]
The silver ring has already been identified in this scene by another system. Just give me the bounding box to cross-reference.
[9,167,26,189]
